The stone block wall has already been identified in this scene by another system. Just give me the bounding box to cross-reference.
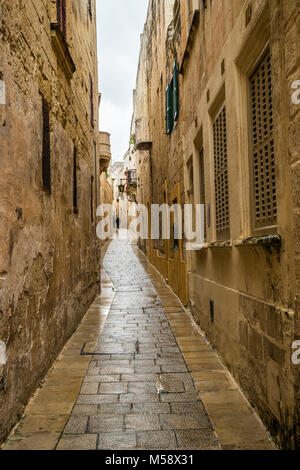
[133,0,300,448]
[0,0,100,443]
[284,0,300,449]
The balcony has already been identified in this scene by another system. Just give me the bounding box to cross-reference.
[99,131,111,173]
[135,117,152,151]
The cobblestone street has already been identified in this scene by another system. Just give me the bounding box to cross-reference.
[2,236,275,450]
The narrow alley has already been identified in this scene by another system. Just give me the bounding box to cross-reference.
[3,235,275,450]
[1,0,299,453]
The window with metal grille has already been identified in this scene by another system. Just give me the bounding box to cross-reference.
[90,74,94,128]
[199,148,207,240]
[56,0,67,39]
[42,99,51,194]
[73,146,78,214]
[213,105,230,240]
[249,49,277,230]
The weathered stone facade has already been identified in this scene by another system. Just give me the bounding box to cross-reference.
[100,172,113,207]
[0,0,100,443]
[133,0,300,449]
[99,131,113,205]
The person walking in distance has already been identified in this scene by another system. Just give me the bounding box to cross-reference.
[116,216,120,234]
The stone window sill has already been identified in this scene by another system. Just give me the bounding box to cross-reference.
[209,241,232,248]
[190,241,232,251]
[234,235,281,248]
[50,22,76,80]
[188,243,208,251]
[189,235,282,251]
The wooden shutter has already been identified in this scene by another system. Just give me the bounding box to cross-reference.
[42,99,51,194]
[173,61,179,121]
[250,49,277,230]
[57,0,67,39]
[213,104,230,240]
[166,82,173,135]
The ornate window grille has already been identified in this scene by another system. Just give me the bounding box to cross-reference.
[213,104,230,240]
[249,49,277,230]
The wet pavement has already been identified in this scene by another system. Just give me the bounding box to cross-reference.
[2,235,275,450]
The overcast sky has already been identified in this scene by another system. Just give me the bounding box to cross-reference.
[96,0,149,163]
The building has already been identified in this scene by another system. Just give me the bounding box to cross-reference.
[108,135,138,231]
[133,0,300,449]
[0,0,101,443]
[123,116,138,205]
[99,131,113,206]
[100,167,113,207]
[99,131,112,174]
[110,161,125,202]
[99,131,113,255]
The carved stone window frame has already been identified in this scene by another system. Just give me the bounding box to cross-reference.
[208,84,231,243]
[235,2,277,238]
[49,0,76,81]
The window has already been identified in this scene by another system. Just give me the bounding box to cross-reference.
[128,170,137,185]
[91,175,94,223]
[88,0,92,20]
[73,146,78,214]
[166,61,179,135]
[56,0,67,39]
[51,0,75,81]
[172,198,179,251]
[173,62,179,121]
[173,0,181,41]
[213,104,230,240]
[199,147,207,240]
[166,81,173,135]
[42,99,51,194]
[90,74,94,128]
[187,0,194,24]
[187,157,194,204]
[249,49,277,231]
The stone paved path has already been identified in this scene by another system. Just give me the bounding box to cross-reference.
[2,236,275,450]
[57,238,220,450]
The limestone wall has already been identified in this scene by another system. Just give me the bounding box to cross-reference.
[100,172,113,206]
[134,0,300,448]
[0,0,100,443]
[285,0,300,448]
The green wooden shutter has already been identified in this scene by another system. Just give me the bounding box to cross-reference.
[166,82,174,135]
[173,61,179,121]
